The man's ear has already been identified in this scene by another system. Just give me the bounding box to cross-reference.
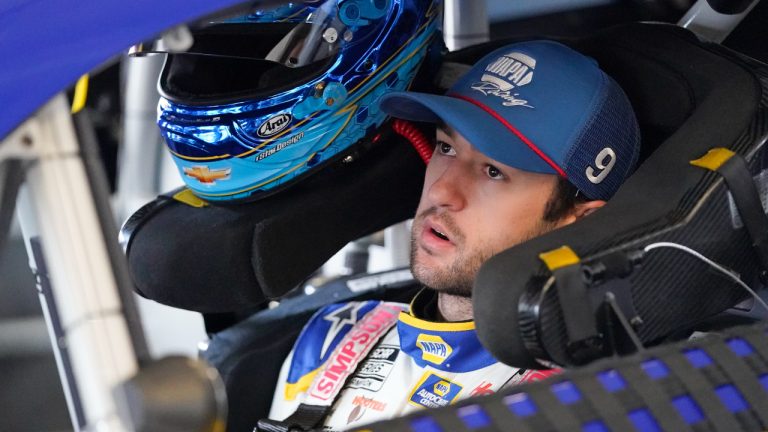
[557,199,606,227]
[574,199,606,219]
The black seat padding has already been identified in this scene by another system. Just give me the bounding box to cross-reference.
[198,23,768,430]
[124,23,700,315]
[474,23,767,368]
[125,21,768,429]
[123,132,425,313]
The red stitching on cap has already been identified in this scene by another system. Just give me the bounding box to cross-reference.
[448,93,566,177]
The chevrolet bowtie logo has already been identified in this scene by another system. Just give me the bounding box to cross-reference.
[183,166,231,184]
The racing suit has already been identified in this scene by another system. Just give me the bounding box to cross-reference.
[269,290,555,430]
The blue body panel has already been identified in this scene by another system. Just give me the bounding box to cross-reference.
[0,0,249,139]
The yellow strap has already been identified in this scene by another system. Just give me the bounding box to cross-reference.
[71,74,89,114]
[173,189,209,208]
[690,148,736,171]
[539,246,580,271]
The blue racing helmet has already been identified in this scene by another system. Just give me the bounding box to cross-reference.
[157,0,442,202]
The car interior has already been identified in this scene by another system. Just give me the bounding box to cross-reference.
[118,18,768,431]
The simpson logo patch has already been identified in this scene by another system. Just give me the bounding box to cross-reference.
[309,304,401,401]
[409,372,463,408]
[416,334,452,365]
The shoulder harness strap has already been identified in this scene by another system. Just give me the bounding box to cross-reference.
[257,302,406,432]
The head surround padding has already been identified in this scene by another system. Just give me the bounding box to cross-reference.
[472,23,763,368]
[124,132,425,313]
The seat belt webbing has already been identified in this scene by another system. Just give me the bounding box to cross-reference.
[257,302,404,432]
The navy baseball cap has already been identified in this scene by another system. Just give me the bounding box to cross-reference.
[380,40,641,200]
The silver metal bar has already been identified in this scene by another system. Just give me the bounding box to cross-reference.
[444,0,490,51]
[115,54,167,223]
[0,316,51,357]
[13,95,138,432]
[678,0,761,43]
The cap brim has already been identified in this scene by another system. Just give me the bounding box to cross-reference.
[380,92,557,175]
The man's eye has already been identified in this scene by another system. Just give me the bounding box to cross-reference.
[437,141,456,156]
[486,165,505,180]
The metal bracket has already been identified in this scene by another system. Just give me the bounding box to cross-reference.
[0,118,46,163]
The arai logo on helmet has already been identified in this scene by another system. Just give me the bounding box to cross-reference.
[257,113,292,137]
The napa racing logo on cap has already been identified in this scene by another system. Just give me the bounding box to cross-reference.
[409,372,463,408]
[416,334,452,365]
[471,51,535,108]
[257,113,292,137]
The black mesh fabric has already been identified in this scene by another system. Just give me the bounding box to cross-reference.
[537,51,767,363]
[474,23,767,369]
[564,73,641,200]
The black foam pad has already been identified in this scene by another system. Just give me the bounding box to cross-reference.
[474,24,764,368]
[124,133,425,312]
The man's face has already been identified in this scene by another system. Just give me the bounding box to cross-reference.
[410,125,563,297]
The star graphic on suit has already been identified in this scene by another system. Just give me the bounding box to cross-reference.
[321,303,363,358]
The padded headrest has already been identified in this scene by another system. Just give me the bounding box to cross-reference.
[126,22,743,322]
[473,23,765,367]
[123,131,425,313]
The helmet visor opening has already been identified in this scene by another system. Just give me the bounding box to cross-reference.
[159,23,338,105]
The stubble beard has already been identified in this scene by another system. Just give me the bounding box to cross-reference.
[410,207,555,298]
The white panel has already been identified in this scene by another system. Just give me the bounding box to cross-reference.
[135,294,207,358]
[67,315,134,431]
[28,156,122,330]
[16,95,138,432]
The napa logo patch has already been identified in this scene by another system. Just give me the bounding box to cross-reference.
[416,334,452,365]
[409,372,463,408]
[471,51,535,108]
[257,113,291,137]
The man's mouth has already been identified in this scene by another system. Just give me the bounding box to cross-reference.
[430,227,450,241]
[414,209,462,253]
[420,218,456,251]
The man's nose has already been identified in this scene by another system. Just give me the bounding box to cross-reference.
[426,164,467,211]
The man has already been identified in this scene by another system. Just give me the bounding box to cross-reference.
[264,40,640,431]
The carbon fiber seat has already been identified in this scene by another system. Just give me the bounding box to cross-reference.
[471,23,768,369]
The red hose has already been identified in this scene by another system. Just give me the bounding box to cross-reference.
[392,119,433,164]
